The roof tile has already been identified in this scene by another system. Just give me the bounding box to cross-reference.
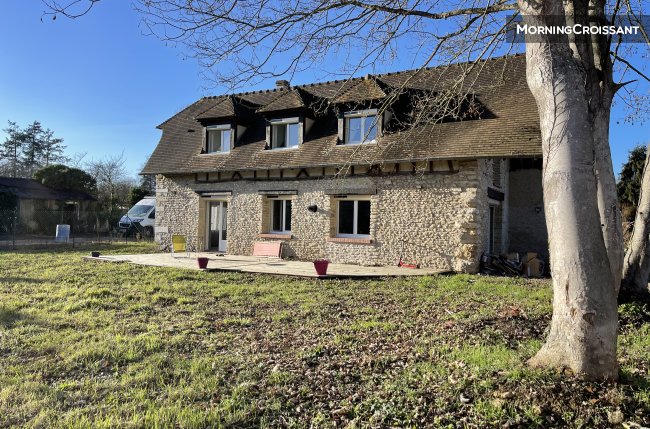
[143,55,541,175]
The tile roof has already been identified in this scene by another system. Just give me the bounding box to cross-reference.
[332,78,387,103]
[143,54,542,175]
[257,89,306,113]
[195,96,236,120]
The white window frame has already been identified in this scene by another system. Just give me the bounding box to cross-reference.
[343,109,379,145]
[205,124,232,154]
[270,197,292,233]
[336,198,371,238]
[269,117,300,150]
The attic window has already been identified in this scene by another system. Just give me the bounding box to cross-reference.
[343,109,378,145]
[205,125,232,154]
[269,118,300,150]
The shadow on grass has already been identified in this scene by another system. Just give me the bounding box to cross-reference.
[620,368,650,397]
[618,290,650,328]
[1,277,46,285]
[0,307,33,328]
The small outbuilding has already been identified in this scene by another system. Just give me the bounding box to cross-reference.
[0,177,96,235]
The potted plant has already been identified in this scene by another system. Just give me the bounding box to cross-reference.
[197,257,209,269]
[313,259,329,276]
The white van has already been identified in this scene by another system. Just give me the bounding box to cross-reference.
[118,196,156,237]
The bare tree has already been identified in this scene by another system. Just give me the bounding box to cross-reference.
[44,0,650,379]
[69,151,88,169]
[87,153,134,225]
[622,144,650,293]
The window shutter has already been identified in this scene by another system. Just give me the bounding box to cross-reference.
[230,126,235,149]
[377,113,384,136]
[492,159,502,188]
[382,111,392,135]
[203,128,208,152]
[265,124,271,148]
[337,116,344,144]
[298,119,304,145]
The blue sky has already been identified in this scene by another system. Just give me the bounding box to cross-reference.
[0,2,647,178]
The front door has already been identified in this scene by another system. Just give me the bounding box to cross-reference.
[208,201,228,252]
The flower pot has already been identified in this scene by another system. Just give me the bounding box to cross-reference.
[197,257,209,269]
[313,259,329,276]
[91,251,100,258]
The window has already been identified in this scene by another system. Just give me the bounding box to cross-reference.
[270,118,300,149]
[337,199,371,237]
[344,110,378,145]
[206,125,232,153]
[271,199,292,233]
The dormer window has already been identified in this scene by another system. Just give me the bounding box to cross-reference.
[205,125,232,154]
[344,109,378,145]
[269,118,300,150]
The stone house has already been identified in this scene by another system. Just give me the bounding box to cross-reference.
[142,55,547,272]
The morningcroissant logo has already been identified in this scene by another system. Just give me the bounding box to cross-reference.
[506,14,649,43]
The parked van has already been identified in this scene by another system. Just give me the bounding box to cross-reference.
[118,196,156,237]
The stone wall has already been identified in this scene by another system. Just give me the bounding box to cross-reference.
[155,160,488,272]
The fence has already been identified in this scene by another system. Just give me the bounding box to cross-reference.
[0,208,155,250]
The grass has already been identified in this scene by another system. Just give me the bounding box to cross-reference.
[0,243,648,428]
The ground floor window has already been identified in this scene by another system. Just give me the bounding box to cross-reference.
[337,199,371,237]
[271,199,292,233]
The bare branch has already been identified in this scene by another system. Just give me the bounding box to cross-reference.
[611,51,650,84]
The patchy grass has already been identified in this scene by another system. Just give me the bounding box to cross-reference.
[0,243,648,428]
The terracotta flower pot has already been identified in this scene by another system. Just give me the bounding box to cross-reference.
[313,259,329,276]
[197,257,209,269]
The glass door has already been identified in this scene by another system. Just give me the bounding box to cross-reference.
[208,201,228,252]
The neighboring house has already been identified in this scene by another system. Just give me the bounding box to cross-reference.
[142,55,547,272]
[0,177,96,234]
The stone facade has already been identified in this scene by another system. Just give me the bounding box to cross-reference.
[154,158,546,272]
[157,160,483,272]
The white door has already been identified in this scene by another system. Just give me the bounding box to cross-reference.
[208,201,228,252]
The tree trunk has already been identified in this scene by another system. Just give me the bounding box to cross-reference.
[519,2,619,379]
[622,144,650,293]
[587,0,624,294]
[593,107,624,294]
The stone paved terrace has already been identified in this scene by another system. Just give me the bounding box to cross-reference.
[82,253,446,278]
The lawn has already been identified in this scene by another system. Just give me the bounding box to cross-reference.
[0,243,648,428]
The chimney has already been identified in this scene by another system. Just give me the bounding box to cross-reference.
[275,80,290,90]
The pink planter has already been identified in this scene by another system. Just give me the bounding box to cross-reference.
[313,259,329,276]
[197,257,209,269]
